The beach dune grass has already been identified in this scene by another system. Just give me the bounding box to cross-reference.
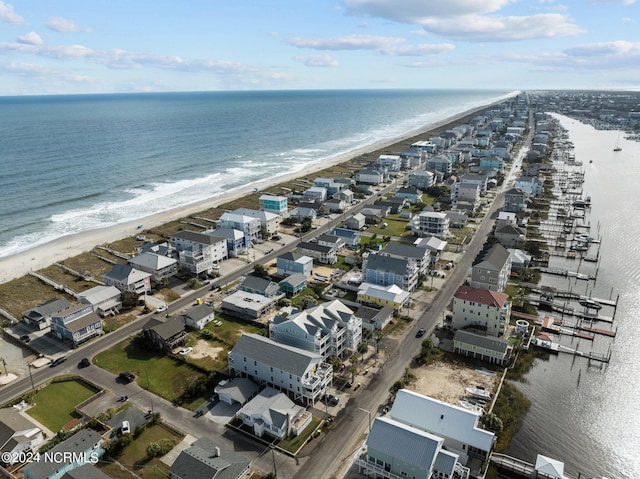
[94,338,208,404]
[27,378,100,432]
[0,275,72,320]
[38,265,99,293]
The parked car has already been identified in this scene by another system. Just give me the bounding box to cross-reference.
[19,334,30,343]
[118,371,135,383]
[121,421,131,434]
[78,358,90,368]
[49,356,67,367]
[155,304,167,313]
[416,328,426,338]
[323,394,339,406]
[179,347,193,355]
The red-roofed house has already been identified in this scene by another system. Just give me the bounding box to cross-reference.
[451,285,511,337]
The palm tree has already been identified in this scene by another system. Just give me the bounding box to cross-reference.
[349,366,358,384]
[357,342,368,362]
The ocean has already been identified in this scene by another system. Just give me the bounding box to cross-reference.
[507,115,640,478]
[0,89,512,258]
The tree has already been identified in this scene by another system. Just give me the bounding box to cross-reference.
[121,291,139,309]
[330,356,343,373]
[481,412,504,433]
[357,342,368,362]
[146,438,175,458]
[253,264,267,277]
[349,366,358,384]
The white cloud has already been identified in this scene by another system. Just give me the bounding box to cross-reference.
[47,16,92,33]
[564,40,640,59]
[590,0,636,4]
[17,32,42,45]
[294,54,340,67]
[0,0,24,24]
[343,0,512,21]
[288,34,453,56]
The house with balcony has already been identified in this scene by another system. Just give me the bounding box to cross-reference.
[260,194,288,217]
[276,252,313,277]
[325,197,346,213]
[270,299,362,359]
[296,242,337,265]
[289,205,318,222]
[514,176,544,197]
[376,154,401,171]
[452,285,511,337]
[128,252,178,283]
[22,298,71,330]
[313,177,346,197]
[379,243,431,276]
[470,243,512,292]
[410,211,450,239]
[50,304,103,345]
[333,188,354,204]
[231,208,280,239]
[413,235,447,264]
[395,186,423,204]
[357,283,411,312]
[460,173,489,195]
[494,223,527,248]
[170,230,228,274]
[278,273,307,297]
[236,387,313,440]
[317,233,344,251]
[220,212,263,244]
[480,156,505,173]
[503,187,529,213]
[344,213,366,231]
[453,330,513,366]
[426,154,453,174]
[142,316,188,352]
[376,196,406,214]
[451,182,480,212]
[103,264,151,295]
[355,167,384,185]
[407,170,435,190]
[362,253,419,292]
[22,429,103,479]
[329,228,360,248]
[228,333,332,405]
[212,227,250,257]
[179,303,215,330]
[77,285,122,317]
[354,305,394,331]
[0,409,44,465]
[169,437,250,479]
[446,210,470,229]
[302,186,327,202]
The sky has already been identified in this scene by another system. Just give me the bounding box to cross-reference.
[0,0,638,95]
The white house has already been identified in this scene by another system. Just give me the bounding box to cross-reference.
[411,211,450,239]
[170,230,228,274]
[128,252,178,283]
[0,409,44,465]
[103,264,151,294]
[77,285,122,317]
[220,212,262,244]
[232,208,280,239]
[452,285,511,337]
[179,303,215,330]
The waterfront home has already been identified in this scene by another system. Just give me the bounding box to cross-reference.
[355,167,384,185]
[378,242,431,276]
[413,235,447,264]
[354,305,394,331]
[179,303,215,330]
[236,387,312,439]
[276,252,313,277]
[503,187,529,213]
[22,298,71,330]
[128,252,179,283]
[362,253,419,292]
[470,243,512,293]
[507,248,532,270]
[452,285,511,337]
[211,227,250,257]
[296,241,337,265]
[260,194,288,217]
[302,186,327,202]
[77,285,122,317]
[270,299,362,359]
[50,304,103,345]
[231,207,281,239]
[357,282,411,312]
[169,437,251,479]
[0,409,44,465]
[453,330,513,366]
[228,333,332,405]
[344,212,366,231]
[278,273,307,297]
[170,230,228,273]
[494,223,526,249]
[410,211,450,239]
[407,170,435,190]
[220,212,262,244]
[103,264,151,294]
[142,316,188,352]
[389,389,495,473]
[221,291,277,320]
[22,429,103,479]
[353,416,470,479]
[409,139,438,154]
[239,275,282,298]
[377,154,401,171]
[215,377,260,406]
[313,177,346,197]
[514,176,544,197]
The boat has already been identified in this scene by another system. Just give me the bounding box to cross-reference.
[614,133,622,152]
[459,400,484,414]
[579,298,602,310]
[465,386,492,400]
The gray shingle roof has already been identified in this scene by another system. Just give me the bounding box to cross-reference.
[22,298,71,320]
[454,330,509,353]
[473,243,510,270]
[364,254,409,276]
[170,437,250,479]
[381,243,426,260]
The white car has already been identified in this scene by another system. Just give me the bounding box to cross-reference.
[121,421,131,434]
[179,347,193,355]
[155,305,167,313]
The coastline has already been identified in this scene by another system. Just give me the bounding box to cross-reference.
[0,98,509,284]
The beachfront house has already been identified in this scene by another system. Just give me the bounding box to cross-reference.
[260,194,288,217]
[128,252,178,283]
[103,264,151,295]
[228,333,333,405]
[179,303,215,330]
[276,252,313,277]
[270,299,362,359]
[231,208,280,239]
[470,243,512,292]
[453,330,513,366]
[451,285,511,337]
[0,409,44,465]
[376,154,401,171]
[410,211,450,239]
[22,298,71,330]
[302,186,327,202]
[362,253,419,292]
[77,285,122,317]
[170,230,228,274]
[50,304,103,345]
[220,212,262,244]
[22,430,103,479]
[169,437,251,479]
[355,167,384,185]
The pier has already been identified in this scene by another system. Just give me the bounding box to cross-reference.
[491,452,580,479]
[531,337,611,364]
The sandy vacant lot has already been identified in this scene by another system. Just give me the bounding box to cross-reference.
[190,339,224,361]
[411,362,498,406]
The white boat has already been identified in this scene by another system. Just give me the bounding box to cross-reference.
[459,400,484,414]
[579,298,602,310]
[465,386,492,400]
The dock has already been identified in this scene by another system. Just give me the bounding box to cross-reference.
[491,452,580,479]
[531,337,611,364]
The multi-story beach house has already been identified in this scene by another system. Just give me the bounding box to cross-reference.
[470,243,512,292]
[410,211,450,239]
[362,253,419,292]
[128,252,178,283]
[378,242,431,276]
[228,333,333,405]
[480,155,505,173]
[259,194,288,217]
[503,187,529,213]
[376,154,401,171]
[169,230,228,274]
[313,177,345,197]
[211,227,250,257]
[357,282,411,312]
[220,212,262,244]
[270,299,362,359]
[221,291,277,320]
[425,154,453,174]
[407,170,435,190]
[296,241,337,265]
[514,176,544,197]
[344,213,366,231]
[355,167,384,185]
[302,186,327,202]
[103,264,151,294]
[451,285,511,337]
[77,285,122,317]
[231,208,280,239]
[451,182,480,211]
[460,173,489,195]
[276,252,313,277]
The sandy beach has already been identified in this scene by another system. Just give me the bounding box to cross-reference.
[0,100,507,285]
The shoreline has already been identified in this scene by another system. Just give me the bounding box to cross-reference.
[0,97,512,284]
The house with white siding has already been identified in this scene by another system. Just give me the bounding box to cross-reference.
[77,286,122,317]
[220,212,262,244]
[231,208,280,239]
[128,252,178,283]
[411,211,450,239]
[103,264,151,295]
[170,230,228,274]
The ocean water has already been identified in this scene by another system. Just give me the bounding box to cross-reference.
[507,116,640,478]
[0,89,512,258]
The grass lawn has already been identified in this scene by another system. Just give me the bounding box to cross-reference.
[99,424,183,479]
[366,217,411,237]
[203,312,265,345]
[94,339,208,405]
[278,416,322,454]
[27,379,100,432]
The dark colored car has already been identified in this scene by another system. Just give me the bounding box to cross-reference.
[78,358,90,368]
[49,356,67,367]
[118,371,135,383]
[416,328,426,338]
[323,394,339,406]
[20,334,30,343]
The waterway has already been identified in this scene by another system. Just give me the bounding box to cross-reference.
[507,115,640,478]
